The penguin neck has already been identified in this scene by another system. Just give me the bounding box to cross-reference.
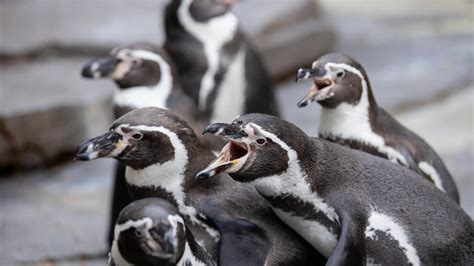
[319,77,379,142]
[113,52,175,110]
[124,127,191,217]
[318,78,409,165]
[249,135,340,257]
[247,126,339,225]
[177,0,239,110]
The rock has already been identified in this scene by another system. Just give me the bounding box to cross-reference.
[319,0,473,112]
[236,1,336,80]
[0,160,114,264]
[0,0,162,55]
[0,58,114,172]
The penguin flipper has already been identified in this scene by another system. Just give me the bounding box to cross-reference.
[216,218,270,266]
[326,212,363,266]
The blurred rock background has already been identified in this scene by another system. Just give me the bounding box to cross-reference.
[0,0,472,264]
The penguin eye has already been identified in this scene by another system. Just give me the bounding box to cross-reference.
[135,229,143,237]
[336,70,345,78]
[131,58,142,67]
[256,138,267,145]
[132,133,143,140]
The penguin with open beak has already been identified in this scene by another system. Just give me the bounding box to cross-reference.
[295,52,459,203]
[198,113,473,265]
[75,107,326,266]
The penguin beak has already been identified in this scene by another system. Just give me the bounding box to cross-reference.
[74,132,127,161]
[81,57,121,79]
[197,123,250,179]
[296,67,334,107]
[295,67,325,82]
[149,227,179,257]
[140,227,178,259]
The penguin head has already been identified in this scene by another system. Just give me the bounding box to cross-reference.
[113,198,186,265]
[177,0,237,21]
[198,113,309,182]
[75,107,199,170]
[81,43,176,89]
[295,52,371,109]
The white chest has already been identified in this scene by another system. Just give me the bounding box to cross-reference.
[113,86,170,110]
[250,173,339,258]
[210,46,247,123]
[273,208,338,258]
[177,0,239,110]
[319,105,408,166]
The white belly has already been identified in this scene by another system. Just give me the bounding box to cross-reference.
[211,46,247,123]
[273,208,338,258]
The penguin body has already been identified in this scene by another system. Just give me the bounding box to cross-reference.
[164,0,279,124]
[109,198,215,266]
[75,107,326,265]
[295,52,459,203]
[199,113,474,265]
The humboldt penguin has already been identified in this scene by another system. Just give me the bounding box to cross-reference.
[81,43,221,247]
[109,198,216,266]
[295,52,459,203]
[164,0,280,123]
[75,107,325,265]
[198,113,473,265]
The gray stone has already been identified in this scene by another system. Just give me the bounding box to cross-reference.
[0,58,114,170]
[236,1,336,80]
[0,159,114,264]
[0,0,162,55]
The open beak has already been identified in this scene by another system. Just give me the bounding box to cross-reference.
[296,67,334,107]
[197,123,250,179]
[81,57,121,79]
[74,132,125,161]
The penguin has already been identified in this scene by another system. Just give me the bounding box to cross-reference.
[164,0,280,124]
[75,107,326,265]
[81,42,197,120]
[198,113,474,265]
[295,52,460,203]
[109,198,216,266]
[81,43,221,247]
